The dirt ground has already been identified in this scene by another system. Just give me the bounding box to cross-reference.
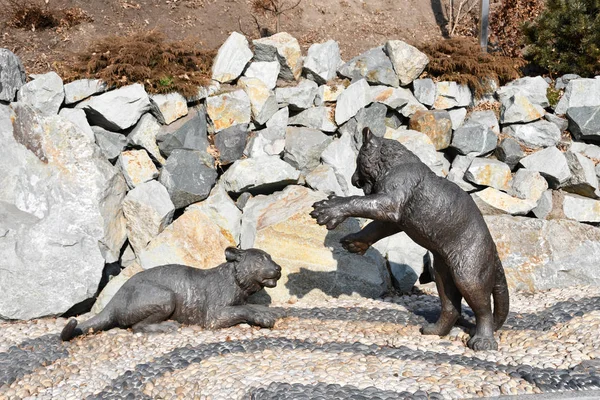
[0,0,449,75]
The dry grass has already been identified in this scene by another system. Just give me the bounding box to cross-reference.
[2,0,92,30]
[421,37,526,99]
[61,31,215,98]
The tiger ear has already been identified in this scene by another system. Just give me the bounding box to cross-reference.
[362,127,375,146]
[225,247,245,262]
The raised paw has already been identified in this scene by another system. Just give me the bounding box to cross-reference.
[467,335,498,351]
[310,197,348,230]
[340,233,370,255]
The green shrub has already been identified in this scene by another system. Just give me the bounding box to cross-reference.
[523,0,600,77]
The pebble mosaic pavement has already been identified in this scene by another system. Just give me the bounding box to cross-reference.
[1,285,600,400]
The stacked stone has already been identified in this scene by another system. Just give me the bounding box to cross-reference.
[1,33,600,321]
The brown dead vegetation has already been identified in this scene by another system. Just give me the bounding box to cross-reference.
[489,0,544,57]
[60,31,214,98]
[2,0,92,31]
[422,37,526,98]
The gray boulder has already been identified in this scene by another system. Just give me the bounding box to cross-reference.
[150,92,188,125]
[370,85,411,109]
[63,79,107,105]
[117,149,159,189]
[221,155,301,194]
[17,72,64,115]
[496,137,524,170]
[451,123,497,156]
[288,106,337,132]
[433,81,472,109]
[510,169,548,203]
[93,126,127,162]
[122,180,175,254]
[562,151,599,198]
[315,84,346,106]
[321,132,364,196]
[0,49,26,102]
[77,83,151,131]
[567,106,600,142]
[544,113,569,132]
[275,79,319,110]
[188,184,242,244]
[519,146,572,187]
[159,149,217,209]
[500,94,545,124]
[304,40,342,84]
[305,164,344,196]
[555,74,581,91]
[503,120,562,149]
[562,194,600,223]
[496,76,549,108]
[485,215,600,291]
[0,104,127,319]
[58,108,95,141]
[338,46,399,87]
[211,32,253,83]
[447,154,478,192]
[384,129,443,174]
[253,32,303,81]
[206,89,251,132]
[412,78,436,107]
[244,126,286,158]
[448,107,467,130]
[465,158,512,191]
[128,113,166,164]
[244,61,280,90]
[532,190,553,219]
[214,123,248,165]
[473,188,537,216]
[384,40,429,86]
[555,78,600,115]
[408,110,453,151]
[570,142,600,162]
[239,77,278,125]
[335,79,372,125]
[283,127,333,172]
[156,106,209,158]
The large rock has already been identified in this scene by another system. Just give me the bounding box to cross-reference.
[122,180,175,254]
[496,76,549,108]
[384,129,442,174]
[370,86,410,109]
[93,126,127,162]
[63,79,107,105]
[206,89,251,132]
[510,169,548,203]
[58,108,95,141]
[0,49,26,102]
[473,188,538,216]
[451,122,497,156]
[211,31,253,83]
[496,137,524,170]
[128,113,166,164]
[555,78,600,115]
[562,151,599,198]
[244,126,286,158]
[214,123,248,165]
[305,164,344,196]
[77,83,152,131]
[465,158,512,191]
[321,133,363,196]
[288,106,337,133]
[240,186,390,302]
[253,32,303,81]
[562,194,600,223]
[372,232,429,292]
[150,92,188,125]
[500,94,545,124]
[447,154,478,192]
[138,207,236,270]
[503,120,562,149]
[384,40,429,86]
[159,149,217,209]
[519,146,572,187]
[244,61,280,90]
[275,79,319,110]
[0,104,127,319]
[283,127,333,172]
[239,77,278,125]
[409,110,453,150]
[412,78,436,107]
[304,40,342,84]
[156,106,209,158]
[335,79,372,125]
[338,46,399,87]
[433,82,472,109]
[117,149,159,189]
[315,84,346,106]
[221,156,301,194]
[486,215,600,291]
[17,72,64,115]
[188,184,242,244]
[567,106,600,142]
